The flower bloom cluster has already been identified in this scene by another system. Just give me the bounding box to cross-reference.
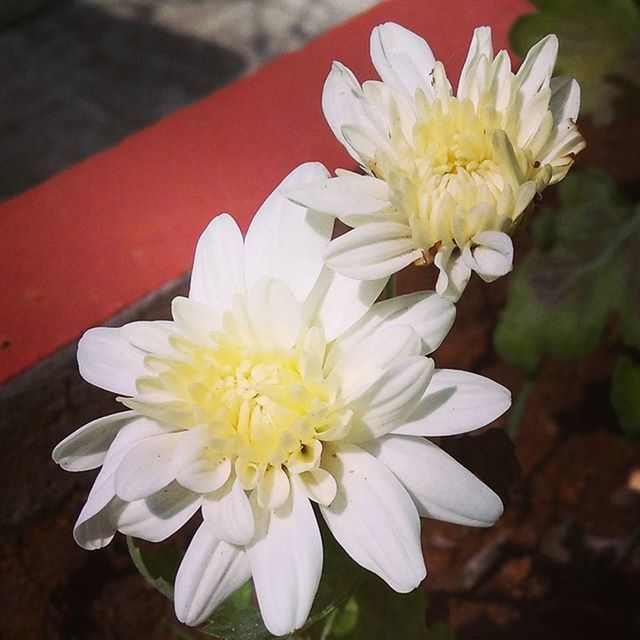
[287,24,584,300]
[54,21,582,639]
[55,164,509,636]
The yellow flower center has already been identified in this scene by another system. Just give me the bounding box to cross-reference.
[123,322,351,482]
[375,94,531,254]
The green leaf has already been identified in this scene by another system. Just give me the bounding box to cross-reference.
[611,356,640,437]
[127,536,182,599]
[199,582,273,640]
[510,0,640,125]
[327,573,428,640]
[495,170,640,371]
[127,517,365,640]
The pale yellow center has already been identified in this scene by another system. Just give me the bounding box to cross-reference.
[124,328,350,474]
[376,95,522,253]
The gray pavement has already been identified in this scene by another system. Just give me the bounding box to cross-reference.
[0,0,378,202]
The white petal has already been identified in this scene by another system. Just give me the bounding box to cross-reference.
[326,291,455,371]
[173,427,232,494]
[53,411,137,472]
[393,369,511,436]
[299,468,337,506]
[74,495,124,551]
[462,231,513,282]
[77,327,146,396]
[458,26,494,101]
[244,163,334,301]
[322,62,381,165]
[303,266,387,342]
[256,464,291,511]
[247,479,322,636]
[247,279,301,350]
[434,245,472,302]
[120,321,177,356]
[115,432,183,502]
[370,22,436,99]
[320,443,425,592]
[284,174,392,216]
[515,34,558,99]
[364,435,504,527]
[325,222,422,280]
[202,478,255,546]
[346,356,434,441]
[327,324,422,397]
[175,523,251,626]
[549,76,580,122]
[73,416,176,548]
[171,296,218,345]
[189,213,245,313]
[116,482,201,542]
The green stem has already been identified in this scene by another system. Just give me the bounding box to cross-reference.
[506,378,536,438]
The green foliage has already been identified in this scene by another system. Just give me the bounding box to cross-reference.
[495,170,640,373]
[611,356,640,437]
[126,521,365,640]
[325,574,429,640]
[510,0,640,124]
[126,536,182,599]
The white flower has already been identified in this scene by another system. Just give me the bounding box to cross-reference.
[53,163,510,636]
[286,24,585,301]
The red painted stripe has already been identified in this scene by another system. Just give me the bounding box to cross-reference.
[0,0,530,383]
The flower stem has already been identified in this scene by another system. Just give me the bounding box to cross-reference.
[506,378,536,438]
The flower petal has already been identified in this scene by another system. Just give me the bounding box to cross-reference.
[247,479,322,637]
[115,432,183,502]
[364,435,504,527]
[458,26,494,102]
[284,174,393,217]
[256,464,291,511]
[325,222,422,280]
[173,427,232,494]
[325,291,455,371]
[247,279,302,350]
[322,62,382,165]
[370,22,436,100]
[77,327,146,396]
[462,231,513,282]
[303,266,387,342]
[393,369,511,436]
[202,477,255,546]
[74,496,124,551]
[327,324,422,397]
[320,443,425,592]
[120,321,177,356]
[171,296,219,345]
[116,482,201,542]
[53,410,137,472]
[299,468,337,506]
[244,163,334,302]
[515,34,558,99]
[174,523,251,626]
[549,76,580,123]
[72,417,178,549]
[189,213,245,313]
[346,356,434,441]
[434,245,472,303]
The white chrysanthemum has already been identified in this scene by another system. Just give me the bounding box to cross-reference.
[53,164,510,637]
[286,24,585,301]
